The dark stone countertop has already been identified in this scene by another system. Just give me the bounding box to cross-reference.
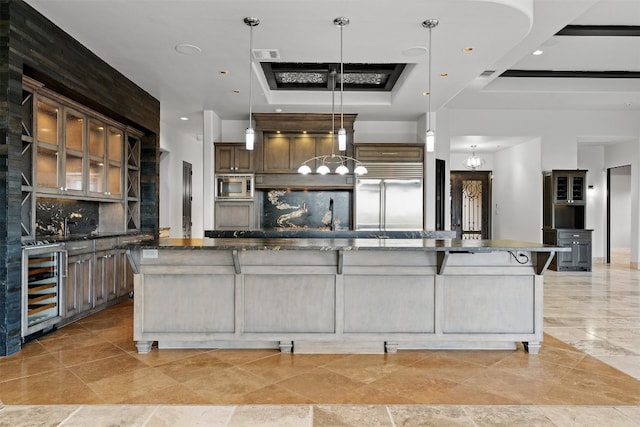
[26,230,154,245]
[129,237,568,253]
[205,229,456,239]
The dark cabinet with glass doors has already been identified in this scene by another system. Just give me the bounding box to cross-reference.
[543,170,591,271]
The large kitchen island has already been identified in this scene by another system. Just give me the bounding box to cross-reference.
[127,237,565,355]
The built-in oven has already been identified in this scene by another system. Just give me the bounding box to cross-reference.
[215,174,254,199]
[21,241,66,340]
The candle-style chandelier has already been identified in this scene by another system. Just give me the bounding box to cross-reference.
[297,17,367,176]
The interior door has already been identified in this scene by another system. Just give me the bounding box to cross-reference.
[450,171,492,239]
[182,161,192,238]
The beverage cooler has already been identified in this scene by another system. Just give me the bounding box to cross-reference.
[21,242,66,339]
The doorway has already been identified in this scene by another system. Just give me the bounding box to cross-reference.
[606,165,631,265]
[450,171,492,239]
[182,161,192,238]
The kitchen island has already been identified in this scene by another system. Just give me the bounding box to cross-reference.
[127,238,565,355]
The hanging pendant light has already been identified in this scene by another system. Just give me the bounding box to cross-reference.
[244,17,259,150]
[335,17,349,152]
[296,17,367,176]
[422,19,438,152]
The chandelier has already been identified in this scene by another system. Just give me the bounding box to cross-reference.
[463,145,485,170]
[297,17,367,176]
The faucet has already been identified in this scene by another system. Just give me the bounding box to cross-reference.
[63,218,78,239]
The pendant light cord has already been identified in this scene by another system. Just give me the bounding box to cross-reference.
[340,23,344,131]
[248,23,254,130]
[427,25,432,131]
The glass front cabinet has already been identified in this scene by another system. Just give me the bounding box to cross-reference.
[33,94,126,201]
[22,76,143,239]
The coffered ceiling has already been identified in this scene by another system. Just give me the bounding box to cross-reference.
[24,0,640,151]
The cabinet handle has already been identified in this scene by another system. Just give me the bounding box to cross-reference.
[572,234,580,237]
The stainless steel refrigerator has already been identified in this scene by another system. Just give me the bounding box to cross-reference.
[355,178,423,230]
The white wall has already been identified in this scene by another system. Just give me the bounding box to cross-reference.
[159,121,205,238]
[605,141,639,264]
[578,145,606,261]
[491,138,542,242]
[610,166,632,249]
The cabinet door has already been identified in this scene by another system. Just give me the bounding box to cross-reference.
[570,174,585,204]
[556,240,575,269]
[233,146,254,172]
[573,240,591,269]
[554,175,570,204]
[36,99,61,193]
[88,119,107,196]
[291,136,317,171]
[119,250,134,297]
[64,109,85,195]
[215,202,254,229]
[95,250,118,304]
[215,145,235,172]
[263,135,292,172]
[66,253,93,317]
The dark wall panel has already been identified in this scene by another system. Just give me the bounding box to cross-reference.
[0,0,160,355]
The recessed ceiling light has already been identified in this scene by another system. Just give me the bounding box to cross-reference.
[532,49,543,56]
[219,70,229,75]
[423,91,430,96]
[180,117,189,121]
[440,73,448,77]
[401,46,428,57]
[233,89,240,94]
[175,44,202,55]
[275,108,282,113]
[463,47,474,53]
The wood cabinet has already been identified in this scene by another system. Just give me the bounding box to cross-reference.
[215,201,255,230]
[544,229,592,271]
[263,133,336,173]
[355,144,424,163]
[542,169,591,272]
[553,171,586,205]
[94,238,119,304]
[33,92,128,202]
[543,170,587,229]
[64,241,94,318]
[215,144,254,172]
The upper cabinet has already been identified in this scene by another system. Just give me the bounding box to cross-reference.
[543,169,587,229]
[553,171,585,205]
[32,92,130,202]
[215,144,254,173]
[263,133,336,173]
[355,144,424,163]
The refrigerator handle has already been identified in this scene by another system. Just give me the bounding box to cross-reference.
[61,250,68,278]
[380,181,386,230]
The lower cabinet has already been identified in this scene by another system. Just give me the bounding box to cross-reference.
[63,234,152,322]
[65,251,94,318]
[215,201,255,229]
[543,228,592,272]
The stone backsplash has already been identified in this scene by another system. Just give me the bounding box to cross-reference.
[36,198,99,237]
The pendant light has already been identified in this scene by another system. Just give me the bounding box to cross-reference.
[244,17,259,150]
[463,145,485,170]
[422,19,438,152]
[296,17,367,176]
[335,17,349,152]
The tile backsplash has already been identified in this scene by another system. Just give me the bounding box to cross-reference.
[36,198,99,237]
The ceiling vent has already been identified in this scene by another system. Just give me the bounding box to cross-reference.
[252,49,280,60]
[480,70,495,78]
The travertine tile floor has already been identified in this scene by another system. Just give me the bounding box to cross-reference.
[1,253,638,426]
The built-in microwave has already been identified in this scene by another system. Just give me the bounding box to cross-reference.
[215,174,254,199]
